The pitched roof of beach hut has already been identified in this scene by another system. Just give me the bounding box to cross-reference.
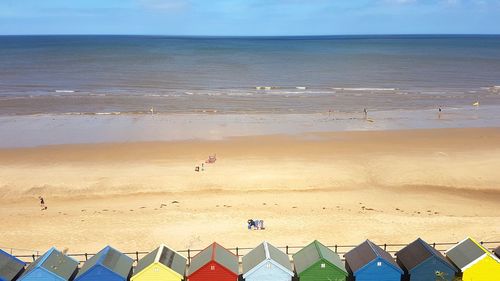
[242,241,293,278]
[75,246,133,281]
[445,237,499,270]
[344,240,402,274]
[445,237,500,280]
[19,247,78,281]
[396,238,456,272]
[188,242,238,276]
[133,244,187,279]
[292,240,346,275]
[0,249,26,281]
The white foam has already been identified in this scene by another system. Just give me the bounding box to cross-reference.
[55,90,75,93]
[331,87,397,91]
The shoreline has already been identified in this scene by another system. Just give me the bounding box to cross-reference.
[1,106,500,148]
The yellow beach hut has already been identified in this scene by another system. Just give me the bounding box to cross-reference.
[445,237,500,281]
[131,244,187,281]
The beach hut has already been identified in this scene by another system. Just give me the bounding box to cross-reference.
[445,237,500,281]
[396,238,457,281]
[292,240,347,281]
[242,241,293,281]
[495,246,500,259]
[0,249,25,281]
[187,242,238,281]
[344,240,403,281]
[131,244,187,281]
[18,247,78,281]
[74,246,133,281]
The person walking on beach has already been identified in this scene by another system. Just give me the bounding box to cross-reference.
[39,196,47,210]
[363,108,368,119]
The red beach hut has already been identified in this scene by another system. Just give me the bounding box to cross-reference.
[187,242,239,281]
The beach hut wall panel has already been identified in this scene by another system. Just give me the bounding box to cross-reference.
[0,249,26,281]
[18,248,78,281]
[242,242,293,281]
[344,240,403,281]
[187,243,239,281]
[396,238,457,281]
[292,240,347,281]
[131,244,187,281]
[74,246,133,281]
[445,237,500,281]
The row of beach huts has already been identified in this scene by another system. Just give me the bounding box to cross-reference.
[1,237,499,281]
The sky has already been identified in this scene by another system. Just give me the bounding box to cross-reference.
[0,0,500,35]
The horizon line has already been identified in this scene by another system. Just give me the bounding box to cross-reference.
[1,33,500,38]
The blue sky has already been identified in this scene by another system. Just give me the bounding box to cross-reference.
[1,0,500,35]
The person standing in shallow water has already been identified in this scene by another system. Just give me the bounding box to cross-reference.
[363,108,368,119]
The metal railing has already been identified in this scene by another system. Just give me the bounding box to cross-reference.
[9,240,500,265]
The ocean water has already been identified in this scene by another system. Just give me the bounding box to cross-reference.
[1,35,500,116]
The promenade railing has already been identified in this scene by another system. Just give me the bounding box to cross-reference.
[8,240,500,265]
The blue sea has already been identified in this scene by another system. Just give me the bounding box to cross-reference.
[1,35,500,115]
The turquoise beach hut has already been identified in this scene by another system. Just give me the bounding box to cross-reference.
[0,249,26,281]
[74,246,133,281]
[344,240,403,281]
[18,247,78,281]
[242,241,294,281]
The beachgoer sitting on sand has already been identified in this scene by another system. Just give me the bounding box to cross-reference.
[247,219,265,230]
[195,166,200,172]
[39,196,47,210]
[255,219,265,230]
[247,219,256,230]
[206,154,216,164]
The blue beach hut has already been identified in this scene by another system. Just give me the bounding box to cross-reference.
[18,247,78,281]
[0,249,26,281]
[74,246,133,281]
[242,241,294,281]
[396,238,458,281]
[344,240,403,281]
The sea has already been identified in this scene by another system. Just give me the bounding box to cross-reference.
[1,35,500,146]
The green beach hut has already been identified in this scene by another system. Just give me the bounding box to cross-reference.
[292,240,347,281]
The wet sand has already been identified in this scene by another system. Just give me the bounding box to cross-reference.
[0,128,499,257]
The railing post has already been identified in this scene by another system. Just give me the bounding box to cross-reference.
[432,243,436,248]
[286,246,289,255]
[32,254,35,262]
[188,249,191,265]
[384,244,387,251]
[135,251,139,263]
[335,245,338,253]
[236,247,239,257]
[85,253,88,260]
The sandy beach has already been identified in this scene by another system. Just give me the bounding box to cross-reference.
[1,128,500,257]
